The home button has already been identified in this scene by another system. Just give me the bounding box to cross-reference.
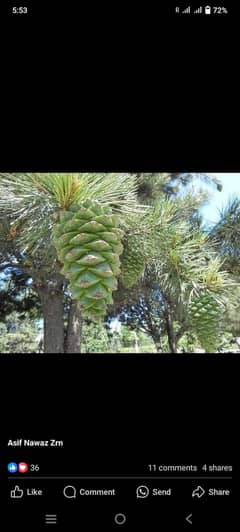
[114,513,127,525]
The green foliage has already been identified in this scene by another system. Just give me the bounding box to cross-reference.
[221,285,240,336]
[0,313,39,353]
[177,331,202,353]
[112,174,238,352]
[80,320,155,353]
[0,269,41,322]
[81,322,111,352]
[210,196,240,275]
[136,173,222,203]
[0,173,145,260]
[118,326,155,352]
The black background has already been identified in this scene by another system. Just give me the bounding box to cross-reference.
[2,355,237,529]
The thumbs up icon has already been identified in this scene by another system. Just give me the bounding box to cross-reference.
[10,486,24,498]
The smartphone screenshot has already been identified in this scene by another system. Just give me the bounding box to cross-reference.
[0,1,237,530]
[1,172,236,529]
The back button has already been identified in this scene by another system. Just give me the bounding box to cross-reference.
[185,513,192,525]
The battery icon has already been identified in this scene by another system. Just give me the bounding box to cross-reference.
[205,5,211,14]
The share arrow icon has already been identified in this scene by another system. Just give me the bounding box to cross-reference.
[192,485,206,498]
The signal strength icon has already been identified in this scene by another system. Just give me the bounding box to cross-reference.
[194,6,203,13]
[182,6,191,13]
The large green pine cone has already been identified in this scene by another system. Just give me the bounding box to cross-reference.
[188,294,221,352]
[120,235,145,288]
[53,200,124,321]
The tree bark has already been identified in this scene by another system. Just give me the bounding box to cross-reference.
[154,339,162,353]
[65,301,82,353]
[165,305,177,353]
[176,325,186,344]
[35,280,65,354]
[3,257,84,354]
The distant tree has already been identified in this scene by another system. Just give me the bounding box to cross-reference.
[135,173,222,202]
[81,322,111,353]
[0,313,39,353]
[210,196,240,275]
[0,266,41,322]
[112,285,164,352]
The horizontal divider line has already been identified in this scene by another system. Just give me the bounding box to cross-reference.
[9,476,233,480]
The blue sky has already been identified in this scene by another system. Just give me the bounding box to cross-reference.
[198,173,240,226]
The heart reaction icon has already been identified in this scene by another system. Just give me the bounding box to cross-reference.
[18,462,29,473]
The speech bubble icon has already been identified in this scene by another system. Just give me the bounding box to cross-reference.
[63,485,77,498]
[136,485,150,498]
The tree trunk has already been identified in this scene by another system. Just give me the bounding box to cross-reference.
[165,306,177,353]
[154,340,162,353]
[149,326,162,353]
[134,331,139,353]
[65,301,82,353]
[37,284,65,353]
[33,273,82,354]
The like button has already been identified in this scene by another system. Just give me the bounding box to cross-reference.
[10,486,24,498]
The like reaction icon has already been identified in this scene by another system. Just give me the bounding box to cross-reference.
[10,486,24,498]
[8,463,18,473]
